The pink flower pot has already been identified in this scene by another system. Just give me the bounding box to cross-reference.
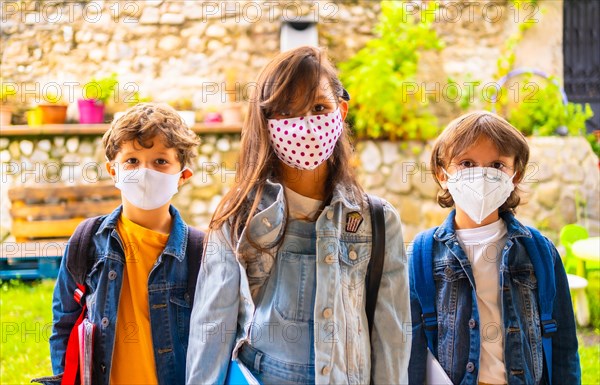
[78,99,105,124]
[204,112,223,123]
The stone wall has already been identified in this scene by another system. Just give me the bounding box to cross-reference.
[2,134,598,244]
[1,0,563,126]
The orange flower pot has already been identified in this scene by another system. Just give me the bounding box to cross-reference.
[39,104,68,124]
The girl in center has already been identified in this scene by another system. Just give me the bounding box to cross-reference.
[186,46,411,384]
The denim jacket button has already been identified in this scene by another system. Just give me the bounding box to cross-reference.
[466,362,475,372]
[108,270,117,280]
[326,210,333,220]
[324,254,335,264]
[323,308,333,319]
[101,317,109,327]
[321,366,331,375]
[348,250,358,260]
[469,319,477,328]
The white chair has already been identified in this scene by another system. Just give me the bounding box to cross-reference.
[566,274,589,326]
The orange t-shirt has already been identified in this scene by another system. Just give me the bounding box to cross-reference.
[110,214,169,385]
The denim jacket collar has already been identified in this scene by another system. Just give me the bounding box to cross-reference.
[434,209,532,242]
[330,183,362,211]
[240,179,361,251]
[96,204,188,262]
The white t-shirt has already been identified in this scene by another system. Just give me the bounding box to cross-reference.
[455,219,508,384]
[284,187,323,220]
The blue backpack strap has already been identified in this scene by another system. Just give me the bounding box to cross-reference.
[410,227,438,355]
[522,226,557,385]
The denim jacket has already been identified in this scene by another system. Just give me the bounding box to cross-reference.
[39,205,195,385]
[408,210,581,385]
[186,180,411,385]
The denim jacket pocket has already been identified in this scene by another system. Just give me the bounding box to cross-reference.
[170,290,192,348]
[511,268,539,315]
[338,240,369,290]
[274,251,316,322]
[433,259,468,283]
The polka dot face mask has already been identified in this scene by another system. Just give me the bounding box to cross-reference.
[267,108,344,170]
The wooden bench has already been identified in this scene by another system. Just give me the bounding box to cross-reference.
[1,182,120,280]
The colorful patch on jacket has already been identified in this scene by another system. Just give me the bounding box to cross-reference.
[345,211,363,233]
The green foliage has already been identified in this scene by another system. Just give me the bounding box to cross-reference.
[586,133,600,158]
[447,76,480,111]
[83,72,118,104]
[496,74,594,137]
[587,271,600,330]
[0,280,54,384]
[339,2,443,140]
[488,1,595,144]
[579,340,600,385]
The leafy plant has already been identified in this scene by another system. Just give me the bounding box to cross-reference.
[83,73,118,104]
[586,133,600,158]
[493,73,594,137]
[339,1,443,140]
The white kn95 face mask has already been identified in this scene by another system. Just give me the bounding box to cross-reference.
[444,166,515,224]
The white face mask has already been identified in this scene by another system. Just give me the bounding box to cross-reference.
[267,108,344,170]
[114,167,187,210]
[443,166,516,224]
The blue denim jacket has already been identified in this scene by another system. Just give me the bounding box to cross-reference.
[408,210,581,385]
[186,180,411,385]
[43,205,194,385]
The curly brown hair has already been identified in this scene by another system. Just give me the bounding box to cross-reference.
[102,103,200,168]
[431,110,530,212]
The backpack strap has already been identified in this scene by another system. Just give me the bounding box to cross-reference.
[186,226,205,304]
[65,216,103,288]
[522,226,557,385]
[365,194,385,337]
[62,216,102,385]
[409,227,438,355]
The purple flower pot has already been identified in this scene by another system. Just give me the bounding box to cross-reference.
[78,99,105,124]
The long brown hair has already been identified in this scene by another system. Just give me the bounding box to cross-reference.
[210,46,362,248]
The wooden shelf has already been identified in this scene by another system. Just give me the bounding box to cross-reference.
[0,123,242,136]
